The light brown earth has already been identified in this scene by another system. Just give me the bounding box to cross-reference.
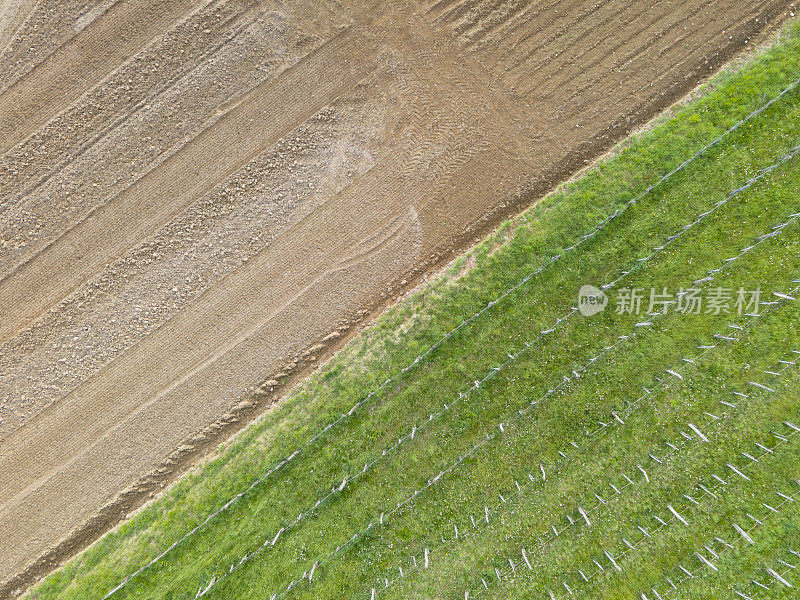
[0,0,795,596]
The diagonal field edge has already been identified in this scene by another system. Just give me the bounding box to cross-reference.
[102,71,800,600]
[364,146,800,596]
[223,156,800,600]
[235,140,800,595]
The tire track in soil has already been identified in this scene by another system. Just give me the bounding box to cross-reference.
[503,0,666,93]
[458,1,542,48]
[0,0,39,57]
[0,1,117,94]
[558,0,783,123]
[0,0,348,286]
[0,143,417,589]
[484,0,606,74]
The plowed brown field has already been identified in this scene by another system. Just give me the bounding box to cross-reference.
[0,0,795,596]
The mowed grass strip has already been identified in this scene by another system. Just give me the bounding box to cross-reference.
[28,21,800,600]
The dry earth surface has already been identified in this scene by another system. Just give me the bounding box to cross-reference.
[0,0,796,596]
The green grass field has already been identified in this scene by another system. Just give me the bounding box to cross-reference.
[29,21,800,600]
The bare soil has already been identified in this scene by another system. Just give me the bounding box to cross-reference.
[0,0,795,596]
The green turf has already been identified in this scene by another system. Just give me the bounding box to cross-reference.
[27,20,800,600]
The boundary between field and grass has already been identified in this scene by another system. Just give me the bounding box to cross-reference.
[191,143,800,598]
[245,185,800,600]
[25,19,800,600]
[99,70,800,600]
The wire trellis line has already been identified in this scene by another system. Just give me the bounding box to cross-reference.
[469,470,800,600]
[733,547,799,598]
